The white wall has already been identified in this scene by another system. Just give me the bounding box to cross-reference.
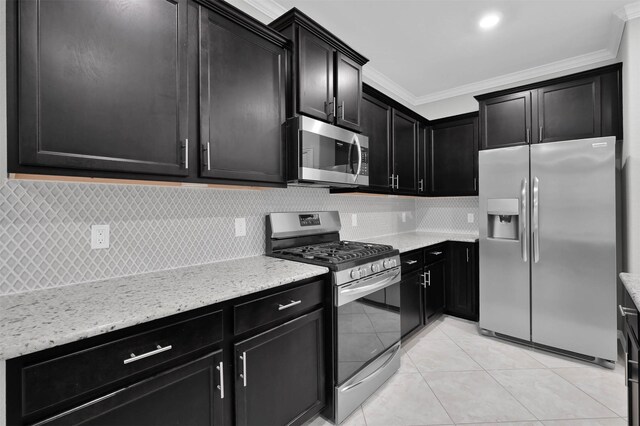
[618,18,640,274]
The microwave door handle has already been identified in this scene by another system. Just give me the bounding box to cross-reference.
[353,134,362,182]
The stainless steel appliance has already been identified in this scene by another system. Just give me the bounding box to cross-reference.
[479,136,619,366]
[286,116,369,187]
[266,211,400,423]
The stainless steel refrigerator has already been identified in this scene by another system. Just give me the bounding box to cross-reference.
[479,136,619,364]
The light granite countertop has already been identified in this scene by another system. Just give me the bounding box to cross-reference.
[361,231,479,253]
[621,273,640,309]
[0,256,328,360]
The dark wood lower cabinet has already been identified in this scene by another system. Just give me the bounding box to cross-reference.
[400,270,423,339]
[446,242,479,321]
[627,328,639,425]
[424,259,446,321]
[36,351,224,425]
[234,309,325,426]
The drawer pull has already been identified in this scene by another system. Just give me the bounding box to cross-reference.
[404,260,418,265]
[278,299,302,311]
[430,251,443,256]
[627,353,638,385]
[619,305,638,317]
[123,344,172,365]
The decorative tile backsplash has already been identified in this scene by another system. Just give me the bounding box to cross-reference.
[415,197,479,234]
[0,178,418,295]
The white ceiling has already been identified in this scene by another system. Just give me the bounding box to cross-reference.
[244,0,640,107]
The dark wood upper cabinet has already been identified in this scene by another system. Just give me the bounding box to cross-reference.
[392,110,418,194]
[476,63,622,150]
[17,0,189,176]
[270,8,368,132]
[537,77,601,143]
[428,114,478,196]
[336,53,362,130]
[361,92,391,191]
[417,124,429,195]
[298,28,334,122]
[479,91,532,150]
[199,7,287,184]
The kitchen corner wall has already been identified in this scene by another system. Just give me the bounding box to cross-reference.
[415,197,479,234]
[0,177,417,295]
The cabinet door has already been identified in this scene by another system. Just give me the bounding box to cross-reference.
[401,270,423,339]
[628,328,640,425]
[335,53,362,131]
[479,91,532,150]
[417,124,429,195]
[392,110,418,194]
[235,309,325,426]
[446,242,478,321]
[18,0,189,176]
[361,93,391,192]
[37,352,224,425]
[424,260,446,322]
[537,77,601,143]
[199,9,286,184]
[298,28,334,122]
[428,116,478,196]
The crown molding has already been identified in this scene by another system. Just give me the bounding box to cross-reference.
[362,67,418,106]
[619,1,640,21]
[241,0,630,107]
[242,0,285,20]
[414,48,616,105]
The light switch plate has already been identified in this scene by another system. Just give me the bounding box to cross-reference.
[91,225,110,249]
[235,217,246,237]
[468,213,475,223]
[351,214,358,227]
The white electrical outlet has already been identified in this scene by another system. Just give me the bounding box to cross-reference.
[235,217,246,237]
[351,214,358,227]
[91,225,110,249]
[401,212,407,223]
[468,213,475,223]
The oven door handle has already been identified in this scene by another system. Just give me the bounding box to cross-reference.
[339,269,400,295]
[340,342,401,392]
[337,268,401,307]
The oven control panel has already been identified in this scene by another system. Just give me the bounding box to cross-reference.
[336,255,400,285]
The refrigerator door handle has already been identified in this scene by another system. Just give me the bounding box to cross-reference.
[533,176,540,263]
[521,178,528,262]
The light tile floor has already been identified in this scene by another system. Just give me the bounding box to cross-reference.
[306,315,628,426]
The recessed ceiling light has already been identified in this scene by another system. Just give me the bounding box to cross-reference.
[479,13,501,30]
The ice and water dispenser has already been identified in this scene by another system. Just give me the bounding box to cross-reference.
[487,199,520,240]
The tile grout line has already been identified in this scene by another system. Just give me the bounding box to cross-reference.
[415,368,456,425]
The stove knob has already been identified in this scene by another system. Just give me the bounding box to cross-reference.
[391,259,397,268]
[350,269,361,279]
[371,264,381,273]
[383,259,391,269]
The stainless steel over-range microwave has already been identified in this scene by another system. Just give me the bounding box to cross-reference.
[286,116,369,187]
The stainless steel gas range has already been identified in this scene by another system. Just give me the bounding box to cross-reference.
[266,211,401,424]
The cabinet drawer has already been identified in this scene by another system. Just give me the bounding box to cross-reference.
[21,310,223,418]
[234,280,324,335]
[425,246,447,265]
[400,251,423,274]
[622,290,640,342]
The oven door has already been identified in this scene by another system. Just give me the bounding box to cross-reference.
[293,116,369,186]
[335,267,401,385]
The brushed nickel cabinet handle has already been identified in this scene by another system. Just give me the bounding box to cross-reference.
[123,344,172,365]
[419,179,424,192]
[240,352,247,387]
[405,260,418,265]
[619,305,638,317]
[278,300,302,310]
[217,361,225,399]
[184,139,189,169]
[430,251,443,256]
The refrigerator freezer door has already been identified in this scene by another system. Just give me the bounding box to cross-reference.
[531,137,617,361]
[479,145,531,341]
